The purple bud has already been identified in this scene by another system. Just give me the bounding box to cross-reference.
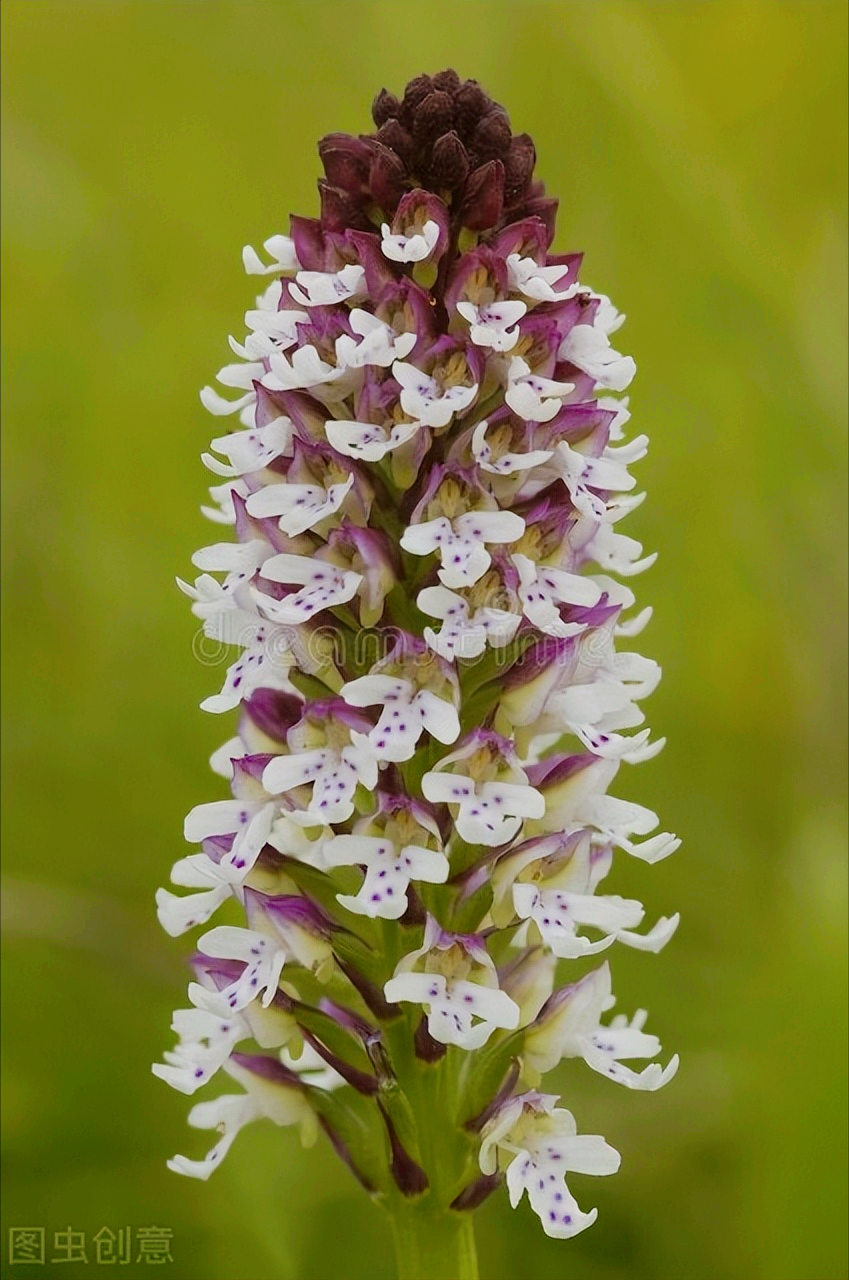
[525,751,600,791]
[288,215,329,271]
[318,181,366,233]
[464,1061,520,1133]
[413,90,455,144]
[250,890,340,940]
[317,998,377,1041]
[450,1173,502,1211]
[369,142,408,209]
[399,74,435,126]
[454,81,489,137]
[503,133,536,200]
[301,1028,378,1095]
[318,1115,377,1193]
[229,1052,304,1089]
[431,69,461,95]
[374,122,415,169]
[336,957,403,1022]
[242,691,303,744]
[371,88,400,128]
[471,108,512,163]
[318,134,374,194]
[414,1014,447,1063]
[462,159,505,230]
[430,130,470,190]
[379,1104,429,1197]
[521,195,559,240]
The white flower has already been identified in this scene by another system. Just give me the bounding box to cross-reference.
[384,916,521,1049]
[479,1094,620,1238]
[527,751,680,863]
[252,554,362,624]
[417,584,521,661]
[506,253,573,301]
[263,346,350,396]
[200,479,249,524]
[597,394,631,441]
[243,281,308,342]
[241,234,299,276]
[324,834,449,920]
[456,299,527,351]
[605,432,649,466]
[543,678,662,763]
[324,417,421,461]
[184,800,277,876]
[156,855,237,937]
[471,420,554,476]
[196,925,288,1011]
[581,524,657,577]
[513,553,603,637]
[335,309,417,368]
[189,540,270,597]
[422,768,545,847]
[262,739,378,825]
[167,1056,317,1180]
[554,441,636,520]
[289,264,366,308]
[559,323,636,392]
[381,219,441,263]
[504,357,575,423]
[199,283,305,421]
[585,1008,680,1089]
[385,971,519,1048]
[540,766,681,864]
[587,291,626,335]
[156,801,278,937]
[202,418,293,478]
[401,511,525,589]
[152,1006,248,1095]
[196,608,296,715]
[513,883,676,957]
[246,475,355,537]
[392,359,478,428]
[199,385,257,418]
[340,674,460,763]
[167,1092,263,1180]
[524,965,679,1089]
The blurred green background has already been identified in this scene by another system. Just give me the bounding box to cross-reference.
[2,2,846,1278]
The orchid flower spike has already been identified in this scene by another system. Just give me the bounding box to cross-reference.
[157,69,679,1272]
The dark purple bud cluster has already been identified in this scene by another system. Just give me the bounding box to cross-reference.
[316,70,555,238]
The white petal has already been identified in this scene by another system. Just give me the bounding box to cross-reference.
[421,771,475,805]
[415,690,461,745]
[400,517,450,556]
[616,913,680,952]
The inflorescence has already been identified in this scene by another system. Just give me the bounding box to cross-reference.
[155,70,679,1242]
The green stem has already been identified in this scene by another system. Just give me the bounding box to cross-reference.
[390,1202,479,1280]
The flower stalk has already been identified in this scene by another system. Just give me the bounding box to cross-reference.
[390,1204,479,1280]
[155,69,680,1276]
